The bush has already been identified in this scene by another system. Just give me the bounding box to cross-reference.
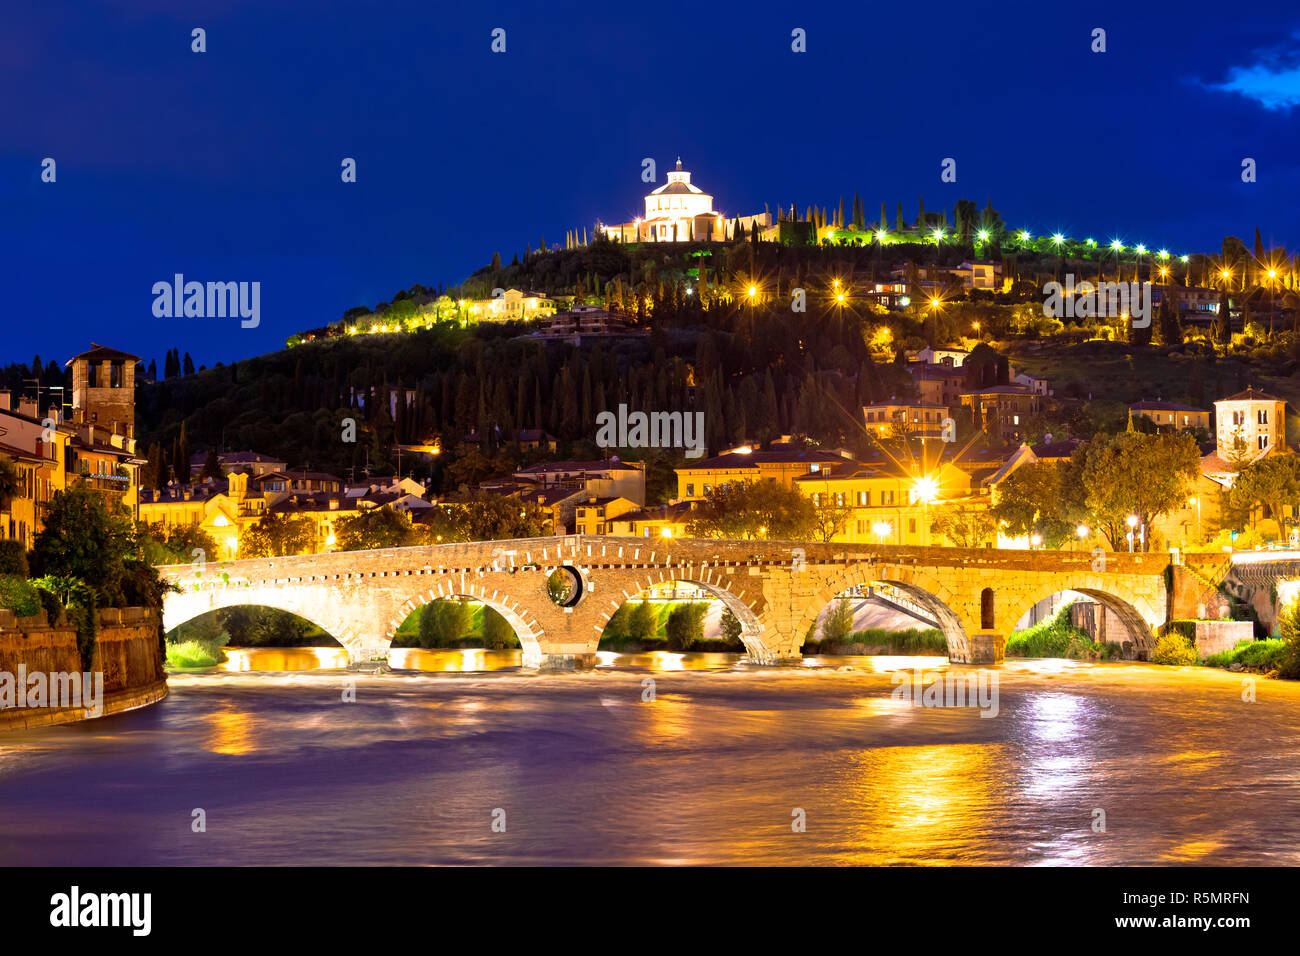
[0,540,28,576]
[1005,602,1091,658]
[0,575,40,617]
[166,640,225,669]
[1278,602,1300,679]
[1204,638,1287,672]
[1151,631,1198,666]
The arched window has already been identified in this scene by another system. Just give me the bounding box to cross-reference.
[980,588,995,629]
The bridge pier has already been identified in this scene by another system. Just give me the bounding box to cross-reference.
[954,633,1005,665]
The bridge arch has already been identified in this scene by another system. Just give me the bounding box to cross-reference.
[387,578,548,666]
[1005,581,1159,658]
[597,569,766,660]
[794,562,972,662]
[163,584,355,659]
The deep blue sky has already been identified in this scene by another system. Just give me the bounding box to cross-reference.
[3,0,1299,371]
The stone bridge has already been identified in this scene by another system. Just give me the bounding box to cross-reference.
[161,536,1186,667]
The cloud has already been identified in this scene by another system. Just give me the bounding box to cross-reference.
[1209,34,1300,109]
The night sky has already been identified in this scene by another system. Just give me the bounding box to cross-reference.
[3,0,1299,370]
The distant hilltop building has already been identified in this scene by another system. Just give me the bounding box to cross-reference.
[599,158,770,243]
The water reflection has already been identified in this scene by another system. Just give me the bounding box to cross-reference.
[5,654,1300,866]
[222,647,349,672]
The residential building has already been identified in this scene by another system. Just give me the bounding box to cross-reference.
[911,364,968,409]
[676,447,849,501]
[960,385,1042,444]
[1128,400,1210,432]
[862,401,949,439]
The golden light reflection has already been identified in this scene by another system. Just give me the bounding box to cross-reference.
[204,709,253,755]
[844,743,1004,863]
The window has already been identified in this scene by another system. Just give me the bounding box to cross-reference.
[883,491,895,505]
[857,491,869,506]
[980,588,995,629]
[908,518,917,534]
[1233,410,1245,425]
[811,493,821,507]
[1259,435,1269,449]
[110,360,124,388]
[686,484,694,497]
[810,463,820,473]
[835,493,845,507]
[1258,409,1269,424]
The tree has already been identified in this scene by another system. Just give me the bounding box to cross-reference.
[627,601,659,642]
[482,607,518,649]
[201,449,224,481]
[420,494,550,542]
[334,506,415,551]
[238,513,317,558]
[1227,454,1300,536]
[665,602,707,651]
[1081,431,1202,550]
[719,607,743,645]
[417,599,473,648]
[30,485,135,607]
[932,504,999,549]
[820,597,855,643]
[0,457,21,507]
[686,480,817,540]
[991,461,1077,548]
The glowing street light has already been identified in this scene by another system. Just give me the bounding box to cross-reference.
[1018,230,1031,243]
[1052,233,1064,246]
[1110,239,1123,251]
[1030,533,1042,549]
[876,229,888,243]
[977,229,990,243]
[932,227,946,245]
[1157,249,1169,260]
[872,521,892,544]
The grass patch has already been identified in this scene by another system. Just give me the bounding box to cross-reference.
[809,627,947,655]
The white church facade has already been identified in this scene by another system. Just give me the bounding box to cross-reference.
[600,159,769,243]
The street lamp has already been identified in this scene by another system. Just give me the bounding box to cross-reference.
[1126,514,1140,553]
[872,521,892,545]
[912,476,938,547]
[1030,533,1042,550]
[1076,524,1089,551]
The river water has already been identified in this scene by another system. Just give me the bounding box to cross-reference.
[2,648,1298,865]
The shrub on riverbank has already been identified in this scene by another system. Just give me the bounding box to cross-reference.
[1203,638,1287,672]
[166,639,226,668]
[1151,631,1198,666]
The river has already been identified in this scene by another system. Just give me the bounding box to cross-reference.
[2,648,1298,865]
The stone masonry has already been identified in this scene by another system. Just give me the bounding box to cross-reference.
[161,536,1187,666]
